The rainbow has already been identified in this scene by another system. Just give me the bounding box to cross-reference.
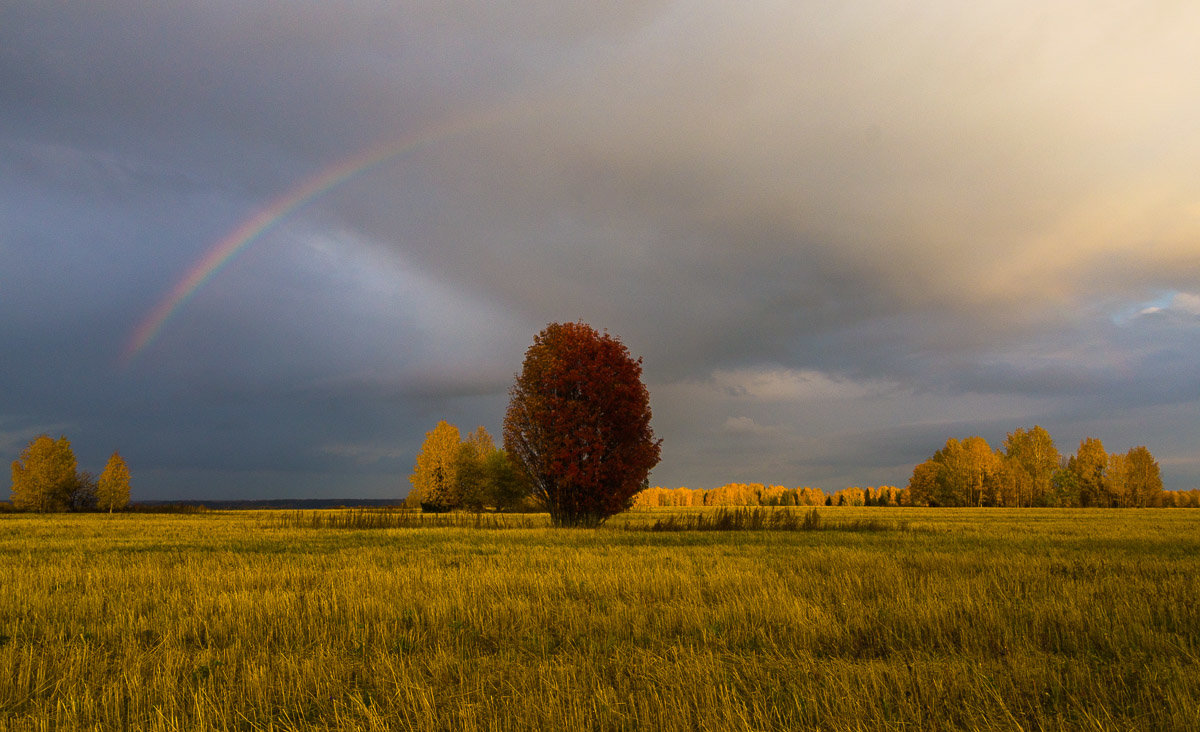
[122,108,510,365]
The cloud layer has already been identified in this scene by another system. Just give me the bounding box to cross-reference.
[3,2,1199,496]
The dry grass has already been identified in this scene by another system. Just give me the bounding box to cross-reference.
[1,508,1198,730]
[633,507,910,532]
[266,508,548,531]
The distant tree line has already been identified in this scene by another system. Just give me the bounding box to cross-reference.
[633,484,907,508]
[406,421,537,512]
[633,427,1196,509]
[8,435,131,512]
[907,427,1170,507]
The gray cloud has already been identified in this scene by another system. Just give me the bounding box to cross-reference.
[3,2,1199,496]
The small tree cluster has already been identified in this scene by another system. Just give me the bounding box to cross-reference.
[1160,489,1200,508]
[406,421,532,512]
[700,483,830,507]
[632,484,907,508]
[9,435,130,512]
[97,450,133,512]
[821,486,910,506]
[907,427,1165,507]
[631,486,707,507]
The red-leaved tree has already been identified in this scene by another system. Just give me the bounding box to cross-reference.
[503,322,661,527]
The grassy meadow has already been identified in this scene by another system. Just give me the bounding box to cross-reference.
[1,508,1198,731]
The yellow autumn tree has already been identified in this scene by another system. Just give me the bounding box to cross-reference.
[760,485,787,506]
[97,452,131,512]
[1106,446,1162,507]
[907,457,943,506]
[800,487,825,506]
[665,487,696,506]
[409,420,462,511]
[455,426,496,511]
[1068,437,1108,507]
[876,485,904,506]
[10,435,78,512]
[835,487,866,506]
[908,436,1002,506]
[1002,426,1059,506]
[630,486,664,507]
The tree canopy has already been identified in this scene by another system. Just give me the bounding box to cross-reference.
[97,452,132,512]
[9,435,132,513]
[407,422,532,512]
[1069,437,1108,507]
[10,435,79,512]
[503,322,661,527]
[906,427,1164,508]
[408,420,463,512]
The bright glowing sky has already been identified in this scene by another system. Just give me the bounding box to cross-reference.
[3,2,1199,499]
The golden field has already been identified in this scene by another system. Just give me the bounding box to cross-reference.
[1,508,1198,730]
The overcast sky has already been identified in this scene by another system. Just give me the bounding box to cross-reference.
[3,2,1199,499]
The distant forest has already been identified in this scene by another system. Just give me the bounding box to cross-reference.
[636,427,1196,509]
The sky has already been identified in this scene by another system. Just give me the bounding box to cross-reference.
[3,2,1199,500]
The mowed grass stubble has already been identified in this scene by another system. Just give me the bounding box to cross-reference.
[1,508,1198,730]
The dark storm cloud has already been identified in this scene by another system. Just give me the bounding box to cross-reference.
[3,2,1199,496]
[330,2,1200,382]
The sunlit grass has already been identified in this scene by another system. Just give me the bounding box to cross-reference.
[265,508,550,530]
[1,508,1198,730]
